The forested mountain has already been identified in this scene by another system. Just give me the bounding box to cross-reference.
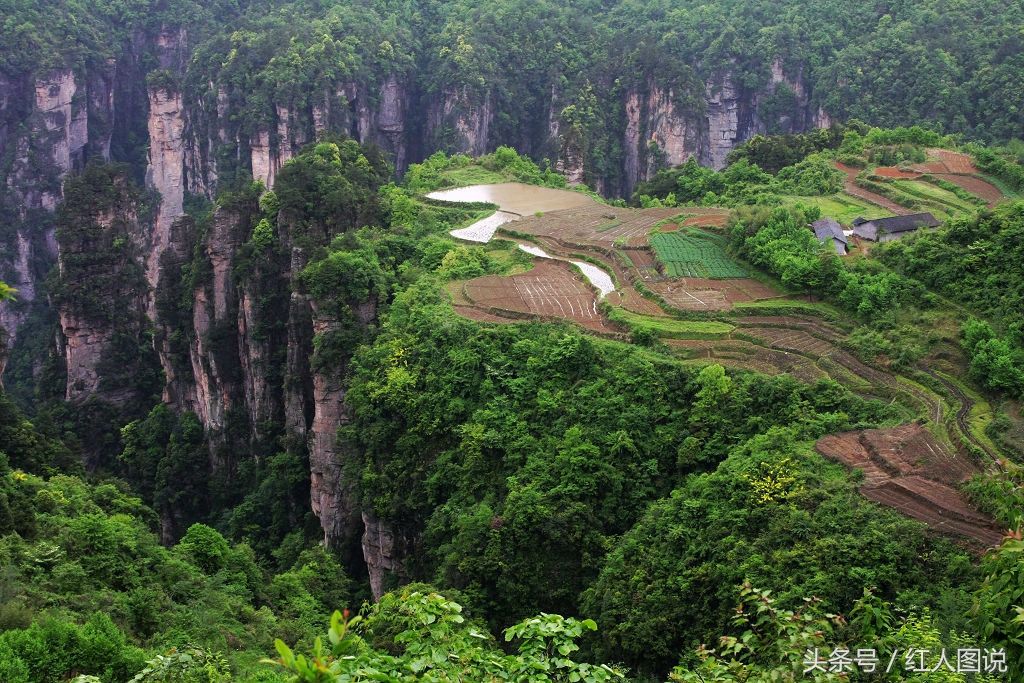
[2,1,1024,681]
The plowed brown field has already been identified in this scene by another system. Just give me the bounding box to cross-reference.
[649,278,780,311]
[462,260,617,333]
[873,166,922,179]
[510,205,680,247]
[816,424,1003,547]
[933,173,1002,205]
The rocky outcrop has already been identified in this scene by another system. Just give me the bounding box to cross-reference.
[0,234,36,350]
[359,75,409,173]
[645,83,695,173]
[35,70,88,206]
[153,216,198,409]
[428,85,492,156]
[183,207,244,437]
[621,80,703,193]
[60,312,114,402]
[307,298,377,549]
[703,71,745,170]
[362,511,405,600]
[52,169,154,412]
[145,86,186,300]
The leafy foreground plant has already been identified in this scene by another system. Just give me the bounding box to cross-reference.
[264,590,624,682]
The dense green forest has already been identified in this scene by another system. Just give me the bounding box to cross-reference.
[2,0,1023,187]
[2,0,1024,680]
[3,132,1024,680]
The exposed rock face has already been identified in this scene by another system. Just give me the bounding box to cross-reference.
[145,87,186,299]
[307,299,377,550]
[428,86,492,156]
[362,75,409,173]
[2,69,94,350]
[52,171,154,413]
[283,251,315,439]
[623,89,643,194]
[0,234,36,349]
[704,72,744,170]
[622,81,702,194]
[184,206,245,436]
[362,511,405,600]
[645,83,695,173]
[87,60,117,161]
[250,129,277,189]
[60,313,114,402]
[153,216,198,409]
[35,70,88,207]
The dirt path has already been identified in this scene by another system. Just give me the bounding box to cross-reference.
[835,162,910,216]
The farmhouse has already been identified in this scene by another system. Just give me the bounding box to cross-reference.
[852,213,940,242]
[809,217,848,255]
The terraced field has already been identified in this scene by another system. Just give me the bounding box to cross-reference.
[912,148,978,175]
[465,261,594,317]
[835,161,911,215]
[510,204,682,246]
[650,230,748,278]
[437,179,1009,548]
[816,424,1003,548]
[649,277,780,311]
[933,173,1002,205]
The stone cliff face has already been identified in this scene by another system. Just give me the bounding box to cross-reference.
[623,83,699,191]
[617,64,826,193]
[362,511,406,600]
[703,71,747,171]
[1,70,87,347]
[307,299,376,551]
[52,170,155,420]
[146,87,187,299]
[427,85,492,157]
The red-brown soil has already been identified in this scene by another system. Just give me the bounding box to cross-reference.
[933,173,1002,205]
[911,149,978,175]
[816,424,1003,547]
[623,248,664,283]
[681,212,730,228]
[873,166,922,179]
[668,338,828,382]
[835,161,911,215]
[928,149,977,174]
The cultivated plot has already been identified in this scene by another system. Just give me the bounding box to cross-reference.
[648,277,779,311]
[510,205,684,246]
[649,230,747,278]
[816,424,1003,547]
[461,260,613,332]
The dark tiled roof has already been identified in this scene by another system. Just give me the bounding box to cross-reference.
[866,212,940,234]
[852,217,869,226]
[810,217,847,243]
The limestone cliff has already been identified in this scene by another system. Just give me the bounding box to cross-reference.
[145,86,186,299]
[619,64,827,193]
[51,166,157,419]
[307,299,377,551]
[427,85,492,156]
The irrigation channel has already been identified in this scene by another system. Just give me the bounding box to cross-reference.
[429,183,616,297]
